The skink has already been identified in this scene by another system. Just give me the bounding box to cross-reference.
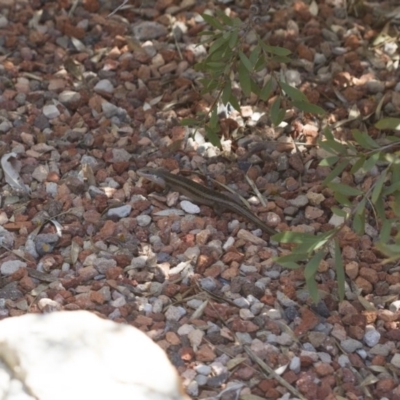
[137,167,277,236]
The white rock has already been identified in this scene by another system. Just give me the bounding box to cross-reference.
[0,311,189,400]
[94,79,114,93]
[180,200,200,214]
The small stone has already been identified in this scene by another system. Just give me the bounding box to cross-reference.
[165,305,186,321]
[132,21,168,40]
[340,338,363,353]
[94,79,114,94]
[391,353,400,368]
[288,195,308,208]
[363,327,380,347]
[180,200,200,214]
[58,90,81,106]
[43,104,60,119]
[289,356,301,373]
[0,260,27,275]
[136,215,151,227]
[369,343,390,356]
[107,205,132,218]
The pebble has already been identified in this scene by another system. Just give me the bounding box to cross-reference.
[94,79,114,93]
[363,327,381,347]
[276,333,293,346]
[0,260,27,275]
[180,200,200,214]
[58,90,81,105]
[338,354,350,367]
[340,338,363,353]
[186,381,199,397]
[136,215,151,227]
[233,298,250,308]
[289,356,301,373]
[107,205,132,218]
[132,21,168,40]
[391,353,400,368]
[195,375,207,386]
[177,324,194,335]
[165,305,186,321]
[369,343,390,356]
[43,104,60,119]
[288,195,309,208]
[236,332,253,345]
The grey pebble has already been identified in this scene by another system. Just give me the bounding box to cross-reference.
[340,338,363,353]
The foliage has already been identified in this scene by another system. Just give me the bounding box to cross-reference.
[190,6,400,303]
[275,118,400,302]
[183,9,324,146]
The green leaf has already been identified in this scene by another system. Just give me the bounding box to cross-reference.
[304,251,325,280]
[209,107,218,128]
[222,81,232,104]
[353,211,365,235]
[363,152,381,173]
[274,232,317,244]
[371,171,387,203]
[238,51,253,71]
[352,129,379,149]
[350,156,366,174]
[280,82,308,102]
[328,182,363,197]
[322,127,334,141]
[276,252,309,264]
[375,197,385,219]
[205,125,220,147]
[201,13,225,30]
[319,139,348,155]
[380,218,392,243]
[392,192,400,217]
[277,262,302,270]
[322,160,350,186]
[209,35,230,55]
[319,156,339,167]
[180,118,199,126]
[383,180,400,196]
[260,42,292,56]
[331,207,348,218]
[292,100,325,115]
[270,97,285,126]
[306,275,320,303]
[249,46,260,65]
[259,78,274,101]
[334,240,345,301]
[215,9,235,26]
[333,192,352,207]
[228,30,239,49]
[375,117,400,130]
[250,78,260,96]
[239,62,251,96]
[228,94,241,112]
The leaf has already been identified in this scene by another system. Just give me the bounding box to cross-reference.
[350,156,366,174]
[260,42,292,56]
[215,9,235,26]
[353,211,365,235]
[379,218,392,243]
[322,160,350,186]
[352,129,379,149]
[371,171,387,203]
[276,253,309,264]
[319,156,339,167]
[209,35,230,55]
[363,152,381,173]
[209,106,218,128]
[274,232,317,244]
[280,82,308,102]
[228,94,241,111]
[304,251,325,280]
[239,51,253,71]
[228,30,239,49]
[205,125,220,147]
[328,182,363,197]
[270,97,285,126]
[201,13,225,30]
[221,80,232,104]
[180,118,198,126]
[239,62,251,96]
[375,117,400,130]
[249,45,260,65]
[250,79,260,96]
[334,192,352,207]
[334,240,345,301]
[259,78,274,101]
[0,153,30,194]
[331,207,348,218]
[306,276,320,303]
[319,139,348,155]
[292,100,325,115]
